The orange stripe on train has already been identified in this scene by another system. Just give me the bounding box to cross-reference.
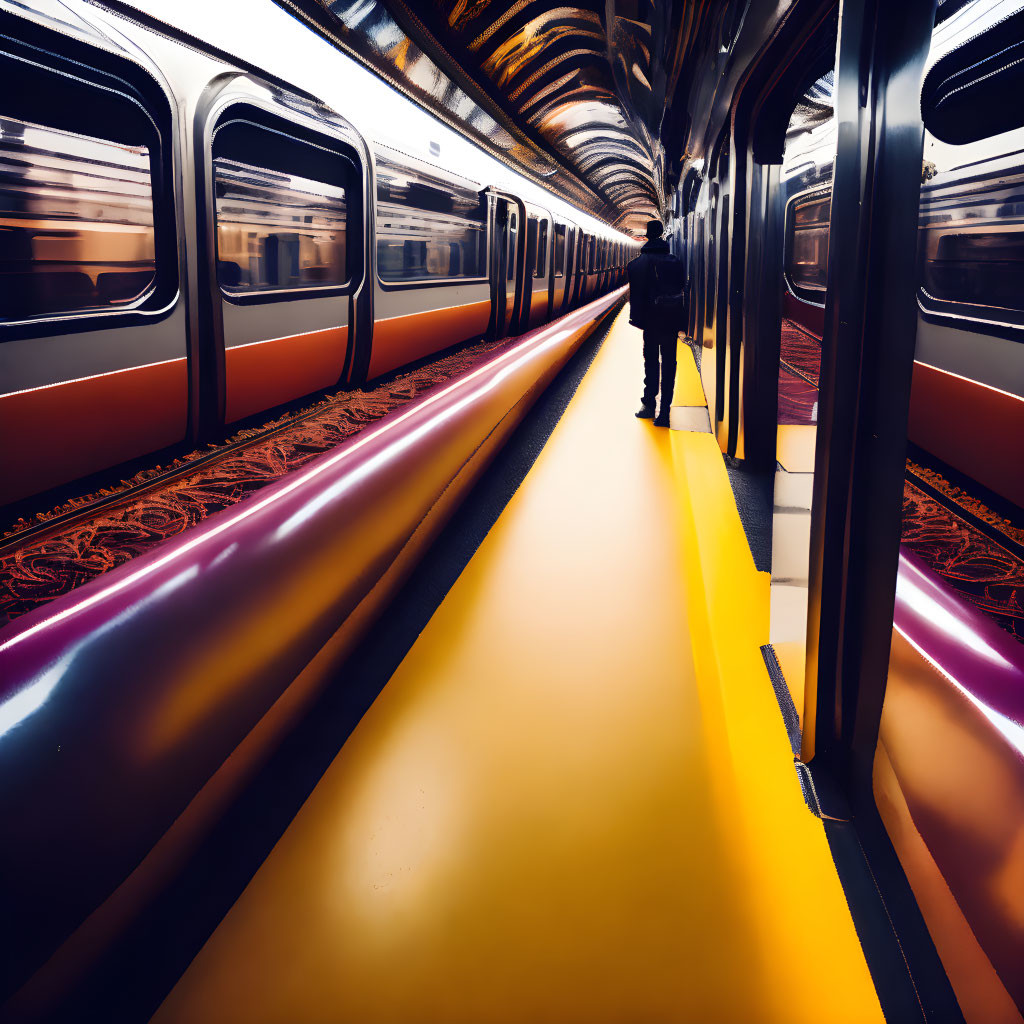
[0,359,189,505]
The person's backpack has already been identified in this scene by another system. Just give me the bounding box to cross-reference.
[650,257,686,332]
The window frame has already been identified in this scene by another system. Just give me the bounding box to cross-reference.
[533,216,548,279]
[212,116,358,305]
[0,28,178,341]
[210,112,360,305]
[506,208,519,283]
[374,149,489,291]
[916,152,1024,342]
[783,183,832,306]
[553,222,566,278]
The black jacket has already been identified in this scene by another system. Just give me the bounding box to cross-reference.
[627,238,685,331]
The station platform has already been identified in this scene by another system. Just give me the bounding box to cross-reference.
[152,309,883,1023]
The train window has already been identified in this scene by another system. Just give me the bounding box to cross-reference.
[784,189,831,302]
[376,155,487,284]
[212,116,358,300]
[507,209,518,282]
[526,216,539,279]
[534,218,548,278]
[920,216,1024,316]
[0,115,157,321]
[554,223,566,277]
[0,32,177,332]
[917,3,1024,328]
[215,159,347,295]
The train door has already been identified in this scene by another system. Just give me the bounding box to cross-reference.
[552,221,568,314]
[505,202,522,333]
[691,202,706,352]
[486,190,524,340]
[580,235,591,302]
[713,153,732,448]
[761,66,836,755]
[570,231,584,307]
[0,11,187,507]
[564,225,577,311]
[197,77,363,425]
[522,205,552,330]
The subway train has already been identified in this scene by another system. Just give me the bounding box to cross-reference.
[0,2,634,508]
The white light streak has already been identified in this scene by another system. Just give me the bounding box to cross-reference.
[896,560,1010,669]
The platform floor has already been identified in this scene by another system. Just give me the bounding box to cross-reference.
[152,311,883,1023]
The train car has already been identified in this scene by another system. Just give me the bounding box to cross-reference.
[0,3,634,508]
[520,200,554,332]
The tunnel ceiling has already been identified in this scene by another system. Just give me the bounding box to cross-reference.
[275,0,748,234]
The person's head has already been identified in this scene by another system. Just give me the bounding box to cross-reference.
[645,220,664,240]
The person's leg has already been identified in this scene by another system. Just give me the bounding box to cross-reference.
[654,331,676,426]
[637,329,658,417]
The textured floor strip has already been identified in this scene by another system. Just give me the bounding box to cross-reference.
[780,318,822,385]
[777,319,821,426]
[907,458,1024,549]
[901,480,1024,644]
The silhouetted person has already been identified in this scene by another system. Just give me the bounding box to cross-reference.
[627,220,685,427]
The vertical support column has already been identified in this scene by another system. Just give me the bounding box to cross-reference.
[802,0,937,789]
[736,159,784,470]
[724,132,746,458]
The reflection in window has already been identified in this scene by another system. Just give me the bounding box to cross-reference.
[507,210,518,282]
[786,191,830,299]
[0,115,156,321]
[920,160,1024,318]
[554,223,566,277]
[376,156,486,283]
[534,218,548,278]
[215,158,346,295]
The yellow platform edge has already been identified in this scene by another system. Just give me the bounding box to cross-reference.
[666,428,883,1022]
